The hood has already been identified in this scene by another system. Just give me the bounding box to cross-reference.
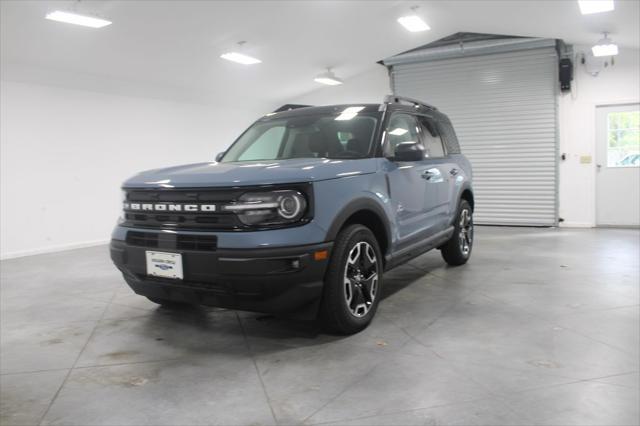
[123,158,378,188]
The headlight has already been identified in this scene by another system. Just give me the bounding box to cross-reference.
[224,190,308,226]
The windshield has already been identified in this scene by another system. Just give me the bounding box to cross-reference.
[221,110,379,162]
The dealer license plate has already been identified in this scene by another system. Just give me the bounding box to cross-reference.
[145,251,183,280]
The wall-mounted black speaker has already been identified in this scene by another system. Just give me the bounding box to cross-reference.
[559,58,573,92]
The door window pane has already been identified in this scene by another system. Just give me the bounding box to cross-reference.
[384,113,422,157]
[418,117,446,158]
[607,111,640,167]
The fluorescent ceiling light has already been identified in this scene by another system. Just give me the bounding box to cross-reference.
[592,33,619,56]
[45,11,112,28]
[314,77,343,86]
[220,52,262,65]
[397,15,430,32]
[314,69,343,86]
[578,0,614,14]
[389,128,408,136]
[335,106,364,121]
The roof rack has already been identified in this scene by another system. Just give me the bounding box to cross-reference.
[383,95,437,111]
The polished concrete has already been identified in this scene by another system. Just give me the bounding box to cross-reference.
[1,227,638,426]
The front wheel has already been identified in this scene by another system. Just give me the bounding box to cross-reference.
[441,200,474,266]
[319,224,383,334]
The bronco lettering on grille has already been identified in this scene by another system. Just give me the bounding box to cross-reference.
[123,203,217,212]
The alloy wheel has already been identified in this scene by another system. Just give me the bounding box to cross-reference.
[343,241,379,317]
[459,209,473,256]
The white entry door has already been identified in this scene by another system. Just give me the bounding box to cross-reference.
[596,104,640,227]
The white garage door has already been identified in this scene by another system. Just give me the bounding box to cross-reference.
[388,43,558,226]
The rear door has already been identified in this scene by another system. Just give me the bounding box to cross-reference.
[417,115,457,231]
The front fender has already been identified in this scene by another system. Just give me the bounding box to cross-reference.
[312,169,394,251]
[325,196,392,246]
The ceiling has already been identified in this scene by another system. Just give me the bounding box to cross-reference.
[2,0,638,107]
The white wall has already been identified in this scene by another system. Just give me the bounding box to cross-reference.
[558,46,640,227]
[291,66,391,106]
[0,81,264,258]
[293,49,640,228]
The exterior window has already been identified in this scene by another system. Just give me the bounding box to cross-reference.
[237,126,285,161]
[223,112,378,162]
[418,117,446,158]
[607,110,640,167]
[384,113,423,158]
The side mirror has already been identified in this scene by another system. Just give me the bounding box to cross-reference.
[215,152,225,162]
[393,142,424,162]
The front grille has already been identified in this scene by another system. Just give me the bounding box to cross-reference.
[123,211,239,230]
[122,188,248,231]
[126,231,159,248]
[121,184,312,231]
[176,234,217,251]
[126,231,218,251]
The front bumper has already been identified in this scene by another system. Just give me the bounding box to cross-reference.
[110,235,332,318]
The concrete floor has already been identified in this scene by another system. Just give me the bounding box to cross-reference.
[1,227,638,426]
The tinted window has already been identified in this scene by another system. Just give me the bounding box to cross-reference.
[384,113,423,158]
[419,116,446,158]
[222,110,378,162]
[237,126,285,161]
[438,120,461,154]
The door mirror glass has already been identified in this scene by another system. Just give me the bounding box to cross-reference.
[394,142,424,162]
[215,152,225,162]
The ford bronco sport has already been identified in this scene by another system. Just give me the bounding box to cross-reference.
[111,95,474,334]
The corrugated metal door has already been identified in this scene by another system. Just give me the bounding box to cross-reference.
[391,47,558,226]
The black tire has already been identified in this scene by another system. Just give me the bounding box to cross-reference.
[441,200,474,266]
[146,296,191,309]
[319,224,383,335]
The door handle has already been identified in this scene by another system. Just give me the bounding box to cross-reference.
[421,170,436,180]
[449,168,459,176]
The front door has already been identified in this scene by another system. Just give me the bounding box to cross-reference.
[595,104,640,227]
[383,112,438,250]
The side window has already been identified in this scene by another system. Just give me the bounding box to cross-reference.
[418,116,446,158]
[437,121,461,154]
[384,113,423,158]
[237,126,285,161]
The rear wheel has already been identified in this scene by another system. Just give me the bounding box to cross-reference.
[319,224,383,334]
[441,200,473,266]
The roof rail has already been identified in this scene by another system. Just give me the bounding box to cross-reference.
[383,95,437,111]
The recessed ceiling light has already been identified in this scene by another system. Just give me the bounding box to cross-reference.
[592,32,619,56]
[397,6,430,33]
[220,52,262,65]
[578,0,614,15]
[45,11,112,28]
[314,69,343,86]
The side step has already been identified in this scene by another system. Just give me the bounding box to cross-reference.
[384,226,454,271]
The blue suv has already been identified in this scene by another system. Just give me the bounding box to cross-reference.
[110,95,474,334]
